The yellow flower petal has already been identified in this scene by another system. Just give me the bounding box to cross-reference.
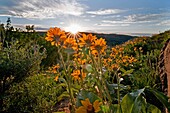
[93,100,102,113]
[54,76,58,81]
[81,98,92,109]
[76,106,87,113]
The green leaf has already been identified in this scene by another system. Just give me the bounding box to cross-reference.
[58,78,67,83]
[56,83,67,88]
[120,68,126,73]
[131,95,146,113]
[106,82,128,94]
[121,88,145,113]
[122,69,134,76]
[82,47,90,56]
[147,88,170,112]
[57,91,70,101]
[84,64,93,72]
[111,104,119,113]
[64,48,75,54]
[129,88,145,97]
[147,104,161,113]
[53,112,65,113]
[101,105,110,113]
[71,87,79,93]
[121,93,135,113]
[76,90,101,107]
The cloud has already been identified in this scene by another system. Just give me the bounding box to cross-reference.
[97,12,170,27]
[84,19,90,21]
[124,14,162,23]
[103,15,121,19]
[94,23,117,27]
[87,9,126,15]
[95,22,130,27]
[157,20,170,26]
[120,24,130,26]
[59,22,65,25]
[102,13,170,25]
[124,12,170,23]
[0,0,86,18]
[102,20,125,24]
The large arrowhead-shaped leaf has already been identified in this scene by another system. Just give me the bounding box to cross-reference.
[121,88,146,113]
[121,87,169,113]
[76,90,101,107]
[131,95,146,113]
[121,93,134,113]
[146,88,170,112]
[147,104,161,113]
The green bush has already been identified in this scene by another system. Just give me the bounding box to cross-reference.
[0,40,46,85]
[4,74,63,113]
[0,40,46,111]
[130,50,161,90]
[37,38,60,68]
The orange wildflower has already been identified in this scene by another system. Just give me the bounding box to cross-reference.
[91,49,99,57]
[119,47,124,52]
[107,58,112,62]
[76,98,102,113]
[63,37,78,50]
[51,64,60,73]
[73,52,81,58]
[129,57,137,63]
[91,38,107,53]
[103,58,112,67]
[134,47,137,51]
[103,58,108,66]
[79,34,97,47]
[71,70,86,80]
[45,27,66,46]
[110,53,116,58]
[111,64,119,70]
[77,58,87,65]
[122,59,127,63]
[54,76,59,81]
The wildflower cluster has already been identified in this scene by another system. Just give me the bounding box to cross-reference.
[45,27,137,113]
[122,37,148,56]
[102,45,137,71]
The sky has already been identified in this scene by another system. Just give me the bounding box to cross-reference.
[0,0,170,35]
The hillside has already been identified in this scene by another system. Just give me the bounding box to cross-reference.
[1,24,170,112]
[38,31,135,46]
[91,33,135,46]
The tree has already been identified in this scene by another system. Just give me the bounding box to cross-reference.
[26,25,35,32]
[5,18,13,31]
[0,24,5,44]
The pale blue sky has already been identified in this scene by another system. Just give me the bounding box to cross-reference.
[0,0,170,34]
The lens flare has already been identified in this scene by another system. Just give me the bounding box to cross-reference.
[66,24,81,35]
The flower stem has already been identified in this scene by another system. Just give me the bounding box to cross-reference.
[98,53,112,106]
[116,72,121,113]
[57,46,75,112]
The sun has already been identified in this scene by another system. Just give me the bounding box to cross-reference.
[65,24,82,35]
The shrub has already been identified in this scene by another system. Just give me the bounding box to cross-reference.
[0,40,46,111]
[3,74,63,113]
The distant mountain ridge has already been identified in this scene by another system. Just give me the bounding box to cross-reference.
[38,31,135,46]
[88,32,135,46]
